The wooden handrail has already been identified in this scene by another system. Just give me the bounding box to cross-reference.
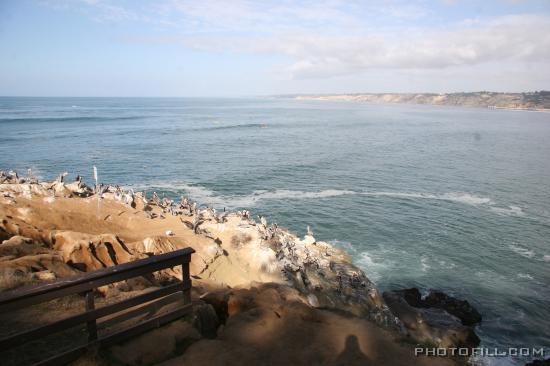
[0,247,194,312]
[0,247,195,366]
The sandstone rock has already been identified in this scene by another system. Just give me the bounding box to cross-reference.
[52,231,136,271]
[192,302,220,338]
[0,253,80,290]
[109,319,201,365]
[161,283,457,366]
[0,236,49,257]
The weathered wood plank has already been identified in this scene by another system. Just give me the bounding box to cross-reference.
[32,304,192,366]
[0,281,190,350]
[96,291,182,330]
[85,291,97,342]
[181,262,191,303]
[0,247,194,365]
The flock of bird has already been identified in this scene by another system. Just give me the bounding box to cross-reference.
[1,169,382,314]
[1,169,324,280]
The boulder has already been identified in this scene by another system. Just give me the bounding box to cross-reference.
[422,290,482,326]
[526,359,550,366]
[383,288,481,349]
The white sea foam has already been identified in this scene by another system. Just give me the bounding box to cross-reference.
[543,255,550,262]
[363,191,493,206]
[517,273,534,280]
[509,244,535,259]
[356,251,389,282]
[490,205,525,217]
[420,255,431,272]
[438,260,457,269]
[130,181,525,219]
[131,182,356,208]
[329,240,357,254]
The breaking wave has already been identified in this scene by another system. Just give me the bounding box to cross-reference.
[130,182,524,218]
[362,191,493,205]
[509,245,536,259]
[489,205,525,217]
[356,251,391,283]
[130,182,355,208]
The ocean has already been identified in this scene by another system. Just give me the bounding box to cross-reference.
[1,97,549,365]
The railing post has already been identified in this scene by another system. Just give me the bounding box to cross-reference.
[85,291,98,342]
[181,260,191,304]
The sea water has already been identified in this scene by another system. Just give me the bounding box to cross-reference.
[1,97,549,365]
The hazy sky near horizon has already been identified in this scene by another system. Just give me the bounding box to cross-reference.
[1,0,550,97]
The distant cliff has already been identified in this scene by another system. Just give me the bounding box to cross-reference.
[294,91,550,111]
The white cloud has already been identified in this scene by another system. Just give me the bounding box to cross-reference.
[46,1,550,81]
[168,14,550,79]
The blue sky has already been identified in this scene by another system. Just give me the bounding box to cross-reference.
[1,0,549,96]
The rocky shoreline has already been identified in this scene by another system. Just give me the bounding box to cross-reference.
[0,169,484,365]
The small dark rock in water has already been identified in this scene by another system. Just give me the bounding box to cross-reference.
[525,359,550,366]
[391,288,481,326]
[423,290,482,326]
[383,287,482,350]
[397,287,423,307]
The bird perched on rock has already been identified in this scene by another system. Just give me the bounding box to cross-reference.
[258,215,267,227]
[57,172,68,183]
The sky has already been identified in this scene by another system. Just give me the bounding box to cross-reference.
[0,0,549,97]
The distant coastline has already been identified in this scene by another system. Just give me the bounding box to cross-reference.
[290,91,550,112]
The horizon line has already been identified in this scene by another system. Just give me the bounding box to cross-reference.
[1,90,548,99]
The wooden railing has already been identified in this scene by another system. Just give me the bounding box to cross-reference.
[0,247,195,366]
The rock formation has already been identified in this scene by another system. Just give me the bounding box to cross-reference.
[0,170,482,365]
[382,288,481,349]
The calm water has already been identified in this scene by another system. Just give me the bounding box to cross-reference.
[1,97,549,364]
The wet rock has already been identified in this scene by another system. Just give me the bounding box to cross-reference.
[423,290,482,326]
[383,288,481,349]
[526,358,550,366]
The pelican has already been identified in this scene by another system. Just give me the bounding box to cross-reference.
[151,192,160,205]
[8,170,18,183]
[57,172,68,183]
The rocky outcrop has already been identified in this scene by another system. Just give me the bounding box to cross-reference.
[158,283,456,366]
[52,231,137,271]
[0,235,80,289]
[383,288,481,349]
[422,290,482,326]
[0,170,481,366]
